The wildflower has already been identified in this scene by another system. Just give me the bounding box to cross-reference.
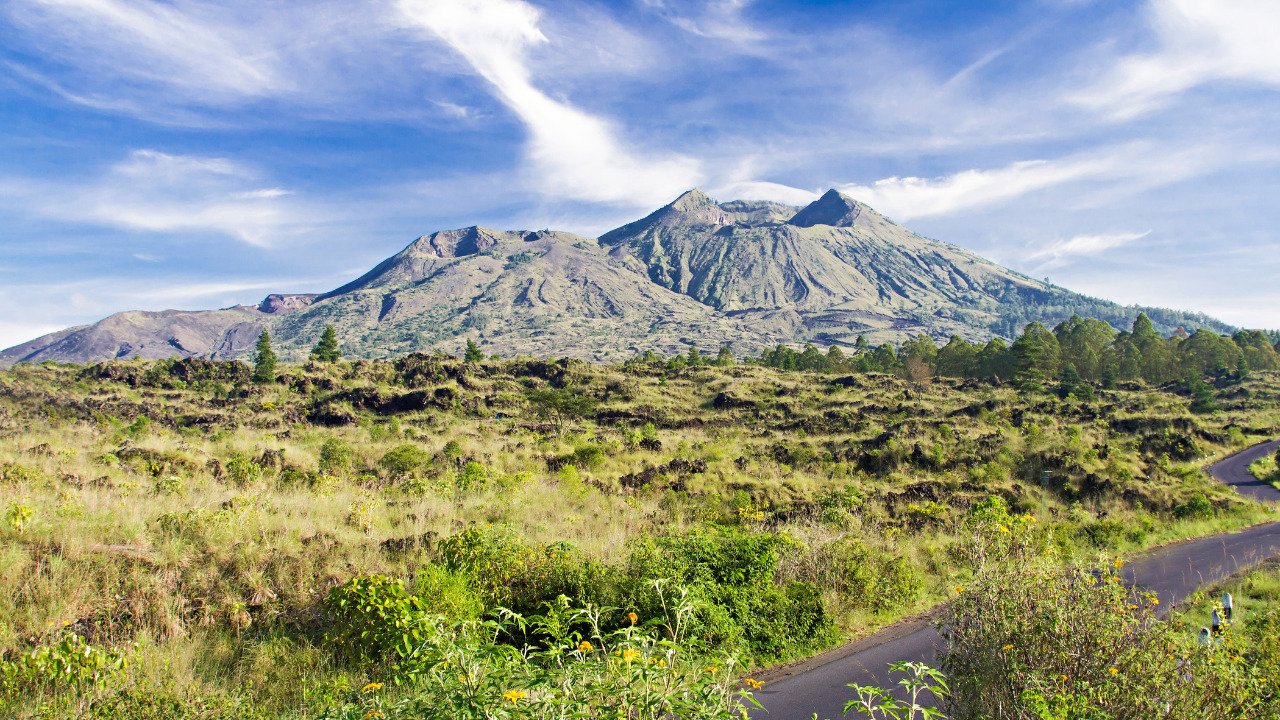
[1151,597,1160,605]
[1058,674,1068,682]
[361,682,384,693]
[954,585,964,594]
[363,712,384,719]
[502,690,529,703]
[1001,644,1014,651]
[577,640,593,653]
[621,648,641,662]
[744,678,764,690]
[626,612,638,625]
[705,665,719,673]
[1114,558,1124,570]
[996,524,1010,534]
[1108,667,1119,675]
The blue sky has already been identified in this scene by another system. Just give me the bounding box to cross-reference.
[1,0,1278,348]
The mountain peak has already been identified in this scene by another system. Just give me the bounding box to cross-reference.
[599,188,729,244]
[668,187,716,211]
[788,189,863,228]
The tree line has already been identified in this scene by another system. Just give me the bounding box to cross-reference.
[750,313,1280,391]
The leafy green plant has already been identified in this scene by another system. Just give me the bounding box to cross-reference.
[5,500,33,534]
[845,662,949,720]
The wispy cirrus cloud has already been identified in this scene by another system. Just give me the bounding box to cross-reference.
[833,157,1114,221]
[396,0,702,208]
[1025,230,1152,269]
[1072,0,1280,118]
[5,0,284,102]
[0,150,317,246]
[642,0,765,45]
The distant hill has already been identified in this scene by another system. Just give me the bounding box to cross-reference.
[0,189,1232,366]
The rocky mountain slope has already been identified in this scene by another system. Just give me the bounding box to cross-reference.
[0,190,1231,366]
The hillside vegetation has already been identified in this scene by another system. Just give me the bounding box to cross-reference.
[1,322,1278,717]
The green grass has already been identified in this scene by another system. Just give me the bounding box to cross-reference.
[1,358,1278,717]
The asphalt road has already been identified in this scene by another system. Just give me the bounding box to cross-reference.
[753,440,1280,720]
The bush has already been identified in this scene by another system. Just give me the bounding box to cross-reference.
[941,554,1267,719]
[455,461,487,491]
[379,444,429,477]
[319,438,355,475]
[437,527,594,619]
[0,633,130,700]
[324,575,434,680]
[224,452,264,487]
[630,527,836,661]
[1174,493,1215,520]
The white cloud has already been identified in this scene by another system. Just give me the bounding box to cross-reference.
[708,180,818,206]
[644,0,765,45]
[396,0,703,208]
[1073,0,1280,118]
[6,0,283,102]
[836,157,1114,221]
[0,150,317,246]
[1026,230,1151,268]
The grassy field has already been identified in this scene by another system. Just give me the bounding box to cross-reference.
[1,357,1278,717]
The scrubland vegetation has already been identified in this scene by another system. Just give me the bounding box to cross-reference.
[1,319,1279,717]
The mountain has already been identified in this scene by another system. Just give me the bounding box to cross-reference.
[0,190,1232,366]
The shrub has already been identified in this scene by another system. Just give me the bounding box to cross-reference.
[456,461,487,491]
[224,453,264,488]
[319,438,355,475]
[0,633,130,700]
[1174,492,1214,520]
[942,555,1266,719]
[324,575,433,680]
[379,444,429,477]
[437,527,592,619]
[5,500,33,534]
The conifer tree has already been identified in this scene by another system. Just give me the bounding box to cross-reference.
[464,339,484,364]
[310,325,341,362]
[253,329,277,383]
[715,345,735,367]
[1011,322,1060,389]
[686,344,703,366]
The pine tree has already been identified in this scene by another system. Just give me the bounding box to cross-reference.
[715,345,735,367]
[686,344,703,366]
[253,329,277,383]
[1011,322,1061,389]
[310,325,340,362]
[464,339,484,364]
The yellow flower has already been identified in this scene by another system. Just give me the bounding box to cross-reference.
[705,665,719,673]
[1001,644,1014,651]
[954,585,964,594]
[1058,674,1068,682]
[1151,597,1160,605]
[621,648,641,662]
[626,612,638,625]
[502,690,529,703]
[1108,667,1119,675]
[1113,558,1124,570]
[996,524,1010,534]
[360,682,383,693]
[363,712,384,719]
[744,678,764,690]
[577,640,593,653]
